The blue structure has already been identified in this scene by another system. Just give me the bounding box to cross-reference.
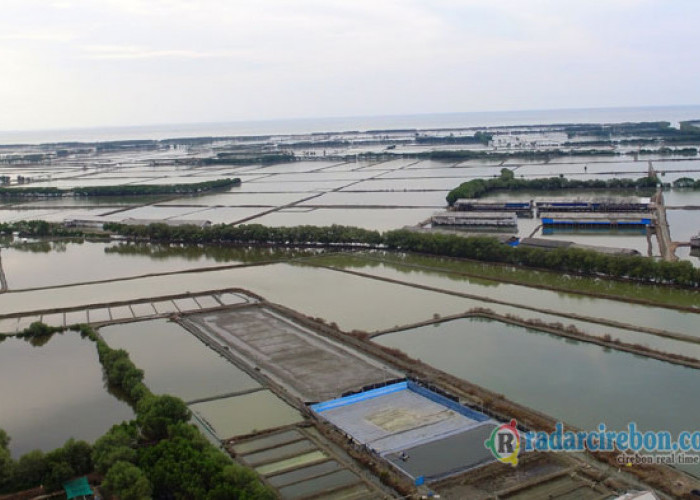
[311,380,489,422]
[541,217,652,228]
[536,200,651,213]
[311,382,409,413]
[311,380,497,483]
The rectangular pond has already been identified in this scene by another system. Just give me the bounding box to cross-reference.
[189,391,303,439]
[0,262,514,332]
[99,319,261,402]
[311,253,700,338]
[298,191,447,207]
[160,192,310,207]
[1,240,246,290]
[375,317,700,477]
[0,331,134,458]
[248,207,438,231]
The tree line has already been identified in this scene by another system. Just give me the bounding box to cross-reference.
[424,148,619,162]
[446,169,659,205]
[0,220,83,237]
[99,221,700,287]
[0,178,240,198]
[0,323,274,499]
[103,221,384,246]
[415,131,492,145]
[383,230,699,287]
[4,217,698,286]
[201,153,295,165]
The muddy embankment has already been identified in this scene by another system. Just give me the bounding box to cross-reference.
[318,264,700,345]
[0,250,7,293]
[371,308,700,370]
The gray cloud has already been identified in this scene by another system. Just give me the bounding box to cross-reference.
[0,0,698,130]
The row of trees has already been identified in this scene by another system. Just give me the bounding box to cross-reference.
[383,229,700,287]
[425,148,619,161]
[104,221,384,246]
[202,153,295,165]
[561,121,700,139]
[3,217,698,286]
[0,328,98,492]
[0,177,240,198]
[445,169,659,205]
[427,147,697,161]
[0,432,94,493]
[0,219,85,237]
[99,221,700,287]
[415,131,493,145]
[563,138,699,152]
[103,240,311,263]
[635,147,698,155]
[680,121,700,134]
[0,323,274,499]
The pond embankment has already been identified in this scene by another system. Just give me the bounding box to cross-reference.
[0,250,7,293]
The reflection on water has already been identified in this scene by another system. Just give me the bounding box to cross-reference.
[189,391,303,439]
[250,207,438,231]
[103,242,322,263]
[310,253,700,335]
[99,319,261,402]
[0,263,476,333]
[2,240,323,289]
[0,331,134,458]
[350,251,700,308]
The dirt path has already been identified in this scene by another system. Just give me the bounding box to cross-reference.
[0,250,7,293]
[654,188,676,261]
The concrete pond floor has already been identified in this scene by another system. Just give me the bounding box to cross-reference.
[184,305,402,402]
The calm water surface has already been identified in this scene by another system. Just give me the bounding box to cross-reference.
[99,319,260,402]
[376,317,700,476]
[0,332,134,458]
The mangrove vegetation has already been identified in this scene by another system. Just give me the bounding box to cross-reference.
[99,221,700,287]
[446,169,659,205]
[0,323,274,499]
[0,178,240,198]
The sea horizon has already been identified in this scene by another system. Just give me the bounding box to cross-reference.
[1,104,699,146]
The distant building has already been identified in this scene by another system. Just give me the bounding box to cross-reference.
[455,199,532,212]
[519,237,640,256]
[536,197,652,213]
[431,211,517,228]
[120,218,212,228]
[63,218,105,229]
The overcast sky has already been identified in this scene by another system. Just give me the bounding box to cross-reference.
[1,0,698,131]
